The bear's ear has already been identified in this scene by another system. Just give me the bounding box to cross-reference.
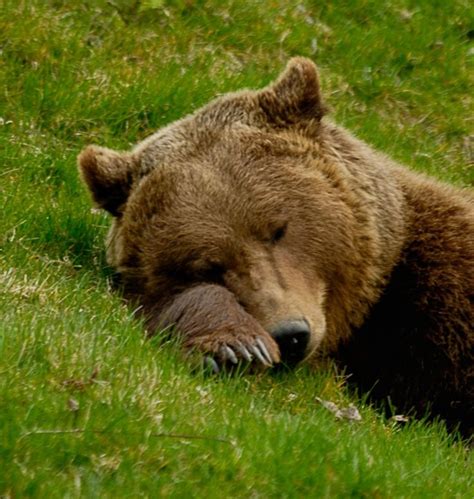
[258,57,327,124]
[78,145,136,216]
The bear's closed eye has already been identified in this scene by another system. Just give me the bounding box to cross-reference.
[270,223,287,244]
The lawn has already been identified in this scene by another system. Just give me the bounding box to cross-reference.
[1,1,473,497]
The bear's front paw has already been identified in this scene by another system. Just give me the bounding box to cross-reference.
[151,283,281,372]
[190,332,280,373]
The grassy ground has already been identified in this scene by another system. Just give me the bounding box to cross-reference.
[1,0,473,497]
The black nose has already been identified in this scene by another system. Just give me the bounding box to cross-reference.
[270,319,310,367]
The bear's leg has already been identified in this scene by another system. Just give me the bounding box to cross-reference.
[145,284,281,371]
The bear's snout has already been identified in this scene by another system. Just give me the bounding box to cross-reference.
[270,319,310,367]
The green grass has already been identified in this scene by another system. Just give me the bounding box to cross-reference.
[1,1,473,496]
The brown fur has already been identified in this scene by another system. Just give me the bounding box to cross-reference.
[150,284,280,366]
[78,58,473,435]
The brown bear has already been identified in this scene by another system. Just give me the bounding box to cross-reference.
[78,58,473,436]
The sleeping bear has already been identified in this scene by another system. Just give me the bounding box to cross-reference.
[79,58,474,436]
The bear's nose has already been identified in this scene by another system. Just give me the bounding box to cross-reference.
[270,319,310,367]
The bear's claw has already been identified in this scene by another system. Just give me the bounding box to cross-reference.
[204,356,220,374]
[250,344,270,366]
[222,345,239,365]
[256,338,274,365]
[212,337,277,370]
[235,341,253,362]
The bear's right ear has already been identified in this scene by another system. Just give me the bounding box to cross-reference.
[78,145,136,216]
[258,57,327,125]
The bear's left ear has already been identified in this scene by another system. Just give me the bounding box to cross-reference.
[78,145,137,216]
[258,57,327,124]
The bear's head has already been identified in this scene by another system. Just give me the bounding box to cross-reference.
[79,58,402,367]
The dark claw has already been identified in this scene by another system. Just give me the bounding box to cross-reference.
[256,338,274,365]
[222,345,238,364]
[204,356,220,374]
[235,341,253,362]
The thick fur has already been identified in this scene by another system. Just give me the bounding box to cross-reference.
[150,284,280,367]
[78,58,473,435]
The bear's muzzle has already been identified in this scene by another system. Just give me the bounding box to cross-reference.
[270,319,310,367]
